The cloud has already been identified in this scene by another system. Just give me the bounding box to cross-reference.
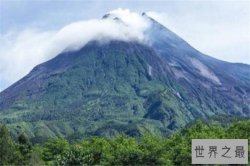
[1,7,249,92]
[0,8,150,91]
[146,11,250,64]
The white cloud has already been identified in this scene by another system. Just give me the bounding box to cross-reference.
[1,7,249,92]
[0,8,150,91]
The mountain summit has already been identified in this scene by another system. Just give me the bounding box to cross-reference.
[0,11,249,142]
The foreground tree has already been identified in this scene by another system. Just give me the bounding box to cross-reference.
[17,133,32,165]
[0,125,21,165]
[42,138,70,163]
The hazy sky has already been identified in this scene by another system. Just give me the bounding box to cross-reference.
[0,0,249,91]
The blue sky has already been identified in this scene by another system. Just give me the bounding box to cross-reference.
[0,0,249,91]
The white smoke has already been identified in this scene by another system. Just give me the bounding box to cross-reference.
[0,8,151,91]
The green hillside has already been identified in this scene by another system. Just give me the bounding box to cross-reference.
[1,15,249,142]
[0,42,194,142]
[1,41,250,143]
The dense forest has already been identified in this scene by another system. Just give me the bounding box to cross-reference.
[0,119,249,166]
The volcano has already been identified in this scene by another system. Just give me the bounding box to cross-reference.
[0,12,249,142]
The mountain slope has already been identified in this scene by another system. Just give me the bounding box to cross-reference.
[0,13,249,142]
[144,14,250,116]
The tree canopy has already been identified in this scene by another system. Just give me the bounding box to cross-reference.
[0,119,249,165]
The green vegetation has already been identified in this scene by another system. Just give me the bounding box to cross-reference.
[0,42,191,140]
[1,42,249,141]
[0,119,249,166]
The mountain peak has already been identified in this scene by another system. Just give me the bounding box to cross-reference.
[102,13,111,19]
[0,9,249,142]
[102,10,154,24]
